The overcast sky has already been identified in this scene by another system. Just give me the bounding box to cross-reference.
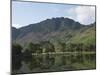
[12,1,95,28]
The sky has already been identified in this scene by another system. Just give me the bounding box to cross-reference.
[12,1,95,28]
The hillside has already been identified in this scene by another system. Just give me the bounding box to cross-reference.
[12,17,96,48]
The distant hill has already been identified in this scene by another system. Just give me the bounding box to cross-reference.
[12,27,20,40]
[12,17,96,45]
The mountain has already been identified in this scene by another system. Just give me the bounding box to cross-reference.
[12,27,20,40]
[12,17,96,45]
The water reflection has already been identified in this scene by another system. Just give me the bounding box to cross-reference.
[14,53,96,74]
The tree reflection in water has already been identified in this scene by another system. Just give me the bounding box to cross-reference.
[13,53,96,74]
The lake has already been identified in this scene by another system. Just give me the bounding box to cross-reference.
[13,52,96,74]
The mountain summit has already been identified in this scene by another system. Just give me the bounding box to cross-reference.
[12,17,95,44]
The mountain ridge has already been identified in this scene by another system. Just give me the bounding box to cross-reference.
[12,17,95,45]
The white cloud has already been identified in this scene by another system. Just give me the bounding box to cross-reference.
[68,6,95,25]
[12,24,21,28]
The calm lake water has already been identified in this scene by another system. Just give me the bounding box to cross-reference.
[14,53,96,74]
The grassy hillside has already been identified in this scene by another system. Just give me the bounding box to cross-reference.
[12,17,96,52]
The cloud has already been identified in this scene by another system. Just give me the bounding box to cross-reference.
[12,24,21,28]
[68,6,95,25]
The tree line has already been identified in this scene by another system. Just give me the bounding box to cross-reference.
[12,40,96,58]
[12,40,96,53]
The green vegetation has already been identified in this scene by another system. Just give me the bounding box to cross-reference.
[12,17,96,73]
[12,44,23,71]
